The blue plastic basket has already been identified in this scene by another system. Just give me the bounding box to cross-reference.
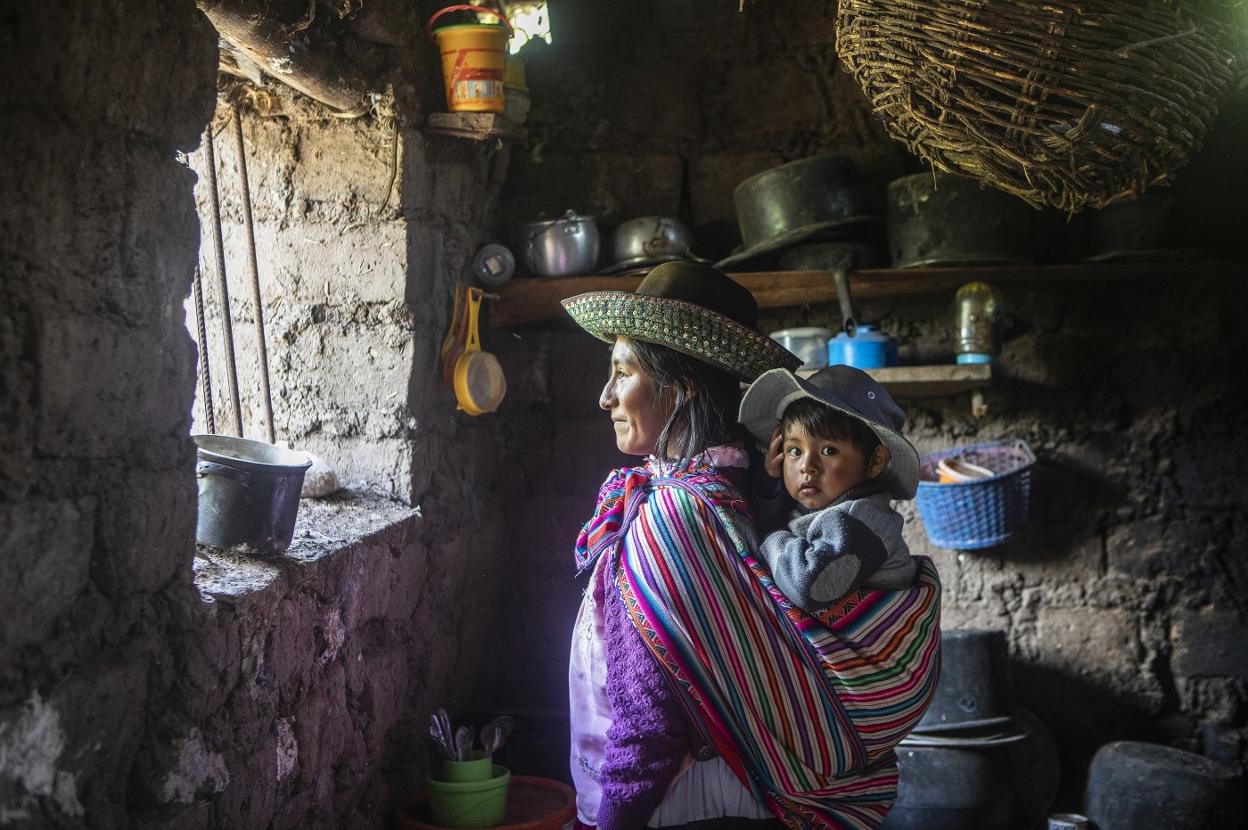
[914,439,1036,550]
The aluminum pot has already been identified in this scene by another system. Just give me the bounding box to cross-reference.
[516,210,600,277]
[602,216,695,273]
[194,434,312,554]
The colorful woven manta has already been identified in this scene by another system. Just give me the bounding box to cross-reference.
[575,459,942,830]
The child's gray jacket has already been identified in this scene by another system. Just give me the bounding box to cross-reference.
[758,483,917,614]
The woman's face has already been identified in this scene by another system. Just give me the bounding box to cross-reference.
[600,338,676,456]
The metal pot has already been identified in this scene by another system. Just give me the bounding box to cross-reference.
[887,171,1033,267]
[716,156,879,272]
[516,210,600,277]
[915,629,1015,733]
[608,216,693,266]
[1084,741,1245,830]
[1076,191,1180,261]
[882,741,1013,830]
[194,434,312,554]
[776,241,882,271]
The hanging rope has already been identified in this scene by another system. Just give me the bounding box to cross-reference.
[230,106,276,444]
[191,264,217,435]
[202,124,244,437]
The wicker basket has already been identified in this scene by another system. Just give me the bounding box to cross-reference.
[914,440,1036,550]
[835,0,1242,212]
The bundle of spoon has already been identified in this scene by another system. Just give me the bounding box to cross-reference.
[429,709,515,761]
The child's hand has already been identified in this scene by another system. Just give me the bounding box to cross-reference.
[764,429,784,480]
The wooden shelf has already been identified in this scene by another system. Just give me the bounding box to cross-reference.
[423,112,527,142]
[798,364,991,398]
[487,260,1245,329]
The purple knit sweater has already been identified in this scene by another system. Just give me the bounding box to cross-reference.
[589,463,753,830]
[592,561,691,830]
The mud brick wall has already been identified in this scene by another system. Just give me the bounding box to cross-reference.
[1,1,511,826]
[0,0,218,824]
[484,0,1248,808]
[193,110,514,506]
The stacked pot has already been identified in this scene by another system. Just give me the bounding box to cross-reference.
[883,629,1060,830]
[1083,741,1245,830]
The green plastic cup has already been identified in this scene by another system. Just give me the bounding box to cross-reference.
[426,764,511,828]
[441,751,494,783]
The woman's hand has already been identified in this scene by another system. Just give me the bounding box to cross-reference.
[763,428,784,480]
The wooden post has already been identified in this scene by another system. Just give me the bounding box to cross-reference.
[197,0,372,115]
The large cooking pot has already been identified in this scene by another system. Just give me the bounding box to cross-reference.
[516,210,600,277]
[887,171,1033,267]
[194,434,312,554]
[776,240,882,270]
[916,629,1015,733]
[715,156,880,272]
[1084,741,1245,830]
[885,707,1059,830]
[881,741,1013,830]
[1075,191,1183,262]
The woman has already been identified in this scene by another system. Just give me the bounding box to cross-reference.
[562,262,941,830]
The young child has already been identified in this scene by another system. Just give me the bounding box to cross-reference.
[739,365,922,613]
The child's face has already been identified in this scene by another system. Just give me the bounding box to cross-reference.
[781,421,880,510]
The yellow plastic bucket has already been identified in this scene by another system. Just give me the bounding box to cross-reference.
[428,5,512,113]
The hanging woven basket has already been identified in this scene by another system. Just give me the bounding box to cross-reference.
[835,0,1242,212]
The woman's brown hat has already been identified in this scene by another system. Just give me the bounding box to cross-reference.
[561,261,801,382]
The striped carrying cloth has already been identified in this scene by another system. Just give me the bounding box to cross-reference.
[576,459,941,830]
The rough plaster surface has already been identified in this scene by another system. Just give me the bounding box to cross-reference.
[0,694,83,822]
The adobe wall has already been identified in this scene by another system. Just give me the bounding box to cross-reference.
[1,1,510,826]
[484,0,1248,808]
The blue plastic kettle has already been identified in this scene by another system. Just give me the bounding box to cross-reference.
[826,324,897,369]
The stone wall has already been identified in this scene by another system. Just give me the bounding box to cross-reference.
[129,493,491,830]
[1,0,512,826]
[0,0,217,824]
[191,113,417,498]
[192,108,513,506]
[482,0,1248,809]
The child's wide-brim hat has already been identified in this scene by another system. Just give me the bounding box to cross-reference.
[740,366,921,499]
[561,261,802,382]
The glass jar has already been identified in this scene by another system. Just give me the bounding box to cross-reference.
[955,281,1003,364]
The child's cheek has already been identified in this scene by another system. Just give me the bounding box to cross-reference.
[782,462,799,492]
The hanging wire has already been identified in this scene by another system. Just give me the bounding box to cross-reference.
[191,264,217,434]
[202,124,244,437]
[230,106,276,444]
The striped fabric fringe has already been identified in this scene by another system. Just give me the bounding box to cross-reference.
[576,460,942,830]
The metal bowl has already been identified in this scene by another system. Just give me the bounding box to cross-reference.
[611,216,693,262]
[516,211,600,277]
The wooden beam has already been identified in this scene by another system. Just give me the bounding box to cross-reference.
[799,364,992,398]
[424,113,527,143]
[198,0,371,115]
[487,260,1248,329]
